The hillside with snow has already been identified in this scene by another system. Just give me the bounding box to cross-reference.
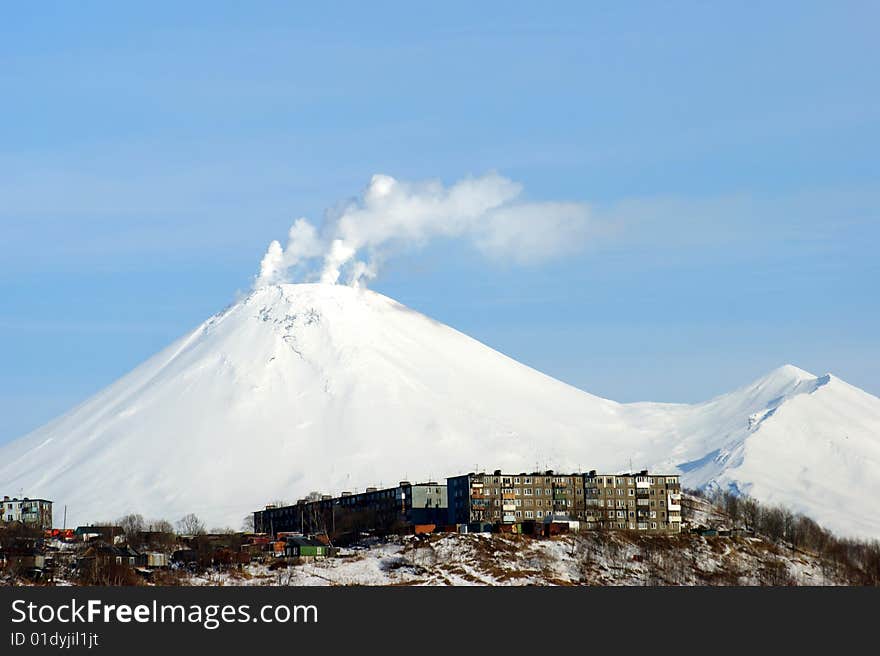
[1,283,878,537]
[186,531,869,587]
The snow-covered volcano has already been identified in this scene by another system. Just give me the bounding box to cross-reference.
[2,284,878,537]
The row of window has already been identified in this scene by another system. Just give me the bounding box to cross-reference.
[469,475,680,487]
[461,485,678,499]
[482,476,578,485]
[586,487,678,497]
[478,487,583,497]
[586,499,669,508]
[592,510,668,519]
[475,510,556,519]
[492,498,573,507]
[587,476,679,486]
[3,502,49,508]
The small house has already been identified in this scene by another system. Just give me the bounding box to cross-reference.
[284,536,332,559]
[138,552,169,568]
[171,548,198,566]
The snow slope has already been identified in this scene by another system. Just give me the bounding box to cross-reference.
[1,283,878,537]
[184,533,858,587]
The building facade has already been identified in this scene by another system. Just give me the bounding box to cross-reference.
[254,481,447,537]
[584,471,681,533]
[1,496,53,530]
[449,470,682,534]
[447,471,586,525]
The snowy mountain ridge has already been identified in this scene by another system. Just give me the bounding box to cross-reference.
[1,283,878,538]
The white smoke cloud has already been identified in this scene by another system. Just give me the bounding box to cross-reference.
[254,218,322,287]
[253,172,592,288]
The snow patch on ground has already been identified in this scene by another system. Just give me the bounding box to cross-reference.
[184,533,854,587]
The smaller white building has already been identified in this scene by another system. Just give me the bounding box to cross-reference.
[2,496,53,530]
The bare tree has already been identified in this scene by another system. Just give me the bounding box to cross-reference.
[117,513,145,545]
[209,526,234,535]
[761,507,786,542]
[741,497,760,531]
[176,513,206,536]
[149,519,174,534]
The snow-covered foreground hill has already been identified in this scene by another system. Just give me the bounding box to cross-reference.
[184,532,862,587]
[1,283,878,537]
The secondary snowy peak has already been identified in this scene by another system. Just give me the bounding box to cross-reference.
[740,363,826,398]
[1,283,878,539]
[752,363,816,384]
[711,371,880,538]
[704,364,820,412]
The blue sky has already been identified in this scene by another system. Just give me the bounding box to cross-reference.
[1,2,878,445]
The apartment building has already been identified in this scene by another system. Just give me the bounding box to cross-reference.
[447,470,586,525]
[254,481,447,537]
[584,471,682,533]
[1,496,53,530]
[449,469,682,534]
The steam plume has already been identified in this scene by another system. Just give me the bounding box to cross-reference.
[254,172,591,289]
